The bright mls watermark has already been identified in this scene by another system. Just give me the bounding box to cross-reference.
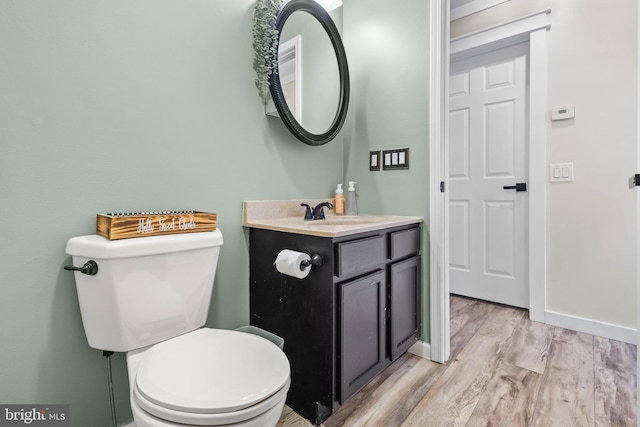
[0,405,69,426]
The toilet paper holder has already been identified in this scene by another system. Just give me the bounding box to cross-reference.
[300,254,322,270]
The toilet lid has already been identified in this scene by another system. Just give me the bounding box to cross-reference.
[135,328,290,414]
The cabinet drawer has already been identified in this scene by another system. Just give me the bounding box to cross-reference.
[336,235,385,277]
[390,226,420,260]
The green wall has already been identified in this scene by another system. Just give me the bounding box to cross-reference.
[0,1,344,425]
[342,0,431,339]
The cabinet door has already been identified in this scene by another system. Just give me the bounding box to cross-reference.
[389,256,421,361]
[340,270,386,402]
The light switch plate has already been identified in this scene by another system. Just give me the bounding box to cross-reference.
[549,163,574,182]
[382,148,410,170]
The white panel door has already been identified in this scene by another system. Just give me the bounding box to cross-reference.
[449,42,529,308]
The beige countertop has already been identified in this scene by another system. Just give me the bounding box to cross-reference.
[242,199,423,238]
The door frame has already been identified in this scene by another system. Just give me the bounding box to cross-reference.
[636,1,640,413]
[428,0,451,364]
[429,7,551,363]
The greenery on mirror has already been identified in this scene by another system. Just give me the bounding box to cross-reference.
[252,0,282,105]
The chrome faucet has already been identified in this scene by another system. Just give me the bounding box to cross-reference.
[300,202,334,220]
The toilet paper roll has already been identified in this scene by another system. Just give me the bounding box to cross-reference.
[274,249,311,279]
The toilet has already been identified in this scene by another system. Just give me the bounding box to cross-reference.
[65,229,290,427]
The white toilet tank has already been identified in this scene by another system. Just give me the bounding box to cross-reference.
[65,230,223,352]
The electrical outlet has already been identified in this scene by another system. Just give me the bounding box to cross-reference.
[369,151,381,171]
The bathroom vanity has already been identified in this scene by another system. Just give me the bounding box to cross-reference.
[243,201,422,425]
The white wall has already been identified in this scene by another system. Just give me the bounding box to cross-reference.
[452,0,637,341]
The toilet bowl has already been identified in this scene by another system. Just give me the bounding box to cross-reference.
[65,230,291,427]
[126,329,290,427]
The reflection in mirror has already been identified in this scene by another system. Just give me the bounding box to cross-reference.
[270,35,302,122]
[279,11,340,135]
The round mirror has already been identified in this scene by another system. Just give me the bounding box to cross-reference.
[269,0,350,146]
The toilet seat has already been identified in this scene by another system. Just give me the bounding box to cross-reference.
[133,376,290,425]
[133,328,290,425]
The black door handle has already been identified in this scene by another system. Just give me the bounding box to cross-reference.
[503,182,527,192]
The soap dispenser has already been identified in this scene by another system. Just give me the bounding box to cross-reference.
[335,184,345,215]
[345,181,357,216]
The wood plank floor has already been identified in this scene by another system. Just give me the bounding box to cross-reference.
[277,295,637,427]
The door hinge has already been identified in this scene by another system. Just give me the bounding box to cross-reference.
[440,181,445,193]
[634,174,640,186]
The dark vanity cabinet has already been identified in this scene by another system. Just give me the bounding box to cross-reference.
[249,224,421,425]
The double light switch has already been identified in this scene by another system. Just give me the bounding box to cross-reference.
[549,163,574,182]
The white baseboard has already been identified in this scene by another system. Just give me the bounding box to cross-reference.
[545,310,637,345]
[408,340,432,360]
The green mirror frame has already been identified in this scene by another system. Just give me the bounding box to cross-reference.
[269,0,350,146]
